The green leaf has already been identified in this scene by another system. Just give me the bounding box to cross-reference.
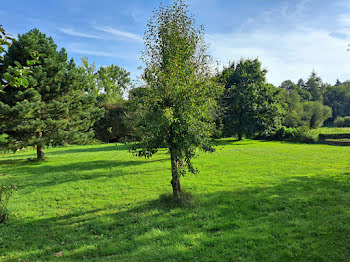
[3,72,13,82]
[14,61,22,69]
[16,78,23,86]
[21,77,29,87]
[22,70,31,75]
[27,60,35,66]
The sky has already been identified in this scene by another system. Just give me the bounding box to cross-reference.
[2,0,350,86]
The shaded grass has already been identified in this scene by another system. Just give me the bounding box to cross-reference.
[1,140,350,261]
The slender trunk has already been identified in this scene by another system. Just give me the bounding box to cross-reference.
[36,132,45,159]
[238,132,243,141]
[170,152,181,196]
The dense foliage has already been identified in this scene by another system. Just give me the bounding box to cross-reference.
[80,57,130,105]
[279,72,350,130]
[220,59,283,140]
[334,116,350,127]
[93,102,132,142]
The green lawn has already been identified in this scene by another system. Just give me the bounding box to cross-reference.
[1,140,350,261]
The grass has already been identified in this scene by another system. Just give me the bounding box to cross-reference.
[311,127,350,135]
[0,139,350,261]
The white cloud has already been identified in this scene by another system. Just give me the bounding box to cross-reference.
[206,0,350,86]
[94,26,143,42]
[58,28,101,39]
[65,42,140,61]
[207,28,350,86]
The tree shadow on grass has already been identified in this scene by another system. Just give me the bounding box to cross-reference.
[2,159,168,191]
[2,174,350,261]
[47,143,129,155]
[0,143,128,162]
[214,139,252,146]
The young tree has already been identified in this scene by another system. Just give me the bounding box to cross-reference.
[220,59,283,140]
[131,0,223,196]
[0,29,104,159]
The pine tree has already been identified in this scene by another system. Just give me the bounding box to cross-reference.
[0,29,104,159]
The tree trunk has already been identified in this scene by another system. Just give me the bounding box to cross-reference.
[238,132,243,141]
[36,131,45,159]
[37,145,45,160]
[170,152,181,196]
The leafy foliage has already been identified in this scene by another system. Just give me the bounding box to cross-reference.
[93,102,132,142]
[324,81,350,122]
[334,116,350,127]
[220,58,283,139]
[302,101,332,129]
[80,57,130,105]
[257,126,317,143]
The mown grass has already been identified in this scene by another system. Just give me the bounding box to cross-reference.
[0,139,350,261]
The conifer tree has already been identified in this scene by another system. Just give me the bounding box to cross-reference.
[0,29,104,159]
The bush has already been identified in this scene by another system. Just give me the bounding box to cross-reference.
[334,116,350,127]
[334,117,345,127]
[344,116,350,127]
[257,126,317,143]
[0,180,17,223]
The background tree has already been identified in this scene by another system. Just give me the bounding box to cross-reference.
[131,0,223,196]
[93,102,132,142]
[0,29,104,159]
[220,58,283,140]
[80,57,130,105]
[304,71,326,102]
[324,81,350,122]
[301,101,332,129]
[80,57,131,142]
[279,88,304,127]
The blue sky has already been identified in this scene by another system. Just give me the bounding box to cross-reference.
[2,0,350,86]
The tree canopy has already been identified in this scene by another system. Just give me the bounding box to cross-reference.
[220,58,283,140]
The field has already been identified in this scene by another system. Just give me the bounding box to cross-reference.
[1,139,350,261]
